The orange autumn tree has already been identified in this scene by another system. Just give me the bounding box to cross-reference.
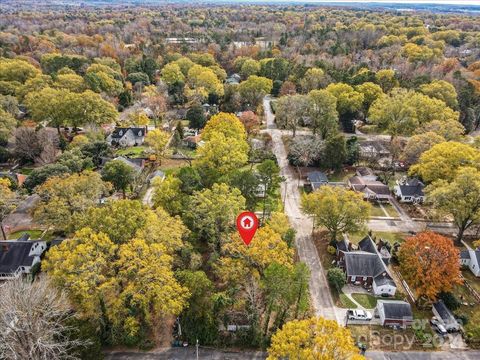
[398,232,462,301]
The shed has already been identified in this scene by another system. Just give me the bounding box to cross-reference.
[432,300,460,332]
[376,300,413,328]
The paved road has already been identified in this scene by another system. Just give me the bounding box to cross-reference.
[105,348,480,359]
[263,96,338,322]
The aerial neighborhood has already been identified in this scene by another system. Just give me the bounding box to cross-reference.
[1,1,480,359]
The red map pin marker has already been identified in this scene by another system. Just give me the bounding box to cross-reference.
[236,211,259,246]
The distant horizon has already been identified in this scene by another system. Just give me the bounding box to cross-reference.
[213,0,480,4]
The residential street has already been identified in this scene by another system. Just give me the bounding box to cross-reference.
[262,96,338,322]
[105,348,480,359]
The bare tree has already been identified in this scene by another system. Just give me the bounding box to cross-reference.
[0,277,88,360]
[13,127,41,163]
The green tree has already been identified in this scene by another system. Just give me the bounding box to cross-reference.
[185,183,245,252]
[300,68,324,93]
[186,104,206,129]
[238,75,273,109]
[0,108,16,145]
[229,169,260,211]
[258,160,283,221]
[410,142,480,183]
[326,83,364,116]
[73,200,148,244]
[308,90,339,138]
[101,159,135,199]
[161,63,185,86]
[194,132,249,185]
[301,186,371,241]
[323,133,346,171]
[426,167,480,243]
[327,267,346,291]
[240,59,261,78]
[419,80,458,109]
[375,69,398,92]
[152,175,184,216]
[34,171,110,233]
[0,58,40,83]
[176,270,218,345]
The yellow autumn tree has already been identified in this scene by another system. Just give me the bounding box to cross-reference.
[267,317,365,360]
[43,228,118,320]
[201,112,247,142]
[145,128,170,164]
[216,225,294,284]
[410,141,480,183]
[109,238,190,339]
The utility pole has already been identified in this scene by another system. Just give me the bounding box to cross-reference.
[196,338,199,360]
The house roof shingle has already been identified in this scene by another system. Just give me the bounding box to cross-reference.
[433,300,457,326]
[0,241,42,274]
[110,127,145,139]
[344,251,387,277]
[398,178,425,197]
[378,300,413,320]
[307,171,328,184]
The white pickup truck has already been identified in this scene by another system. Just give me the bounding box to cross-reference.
[347,309,373,321]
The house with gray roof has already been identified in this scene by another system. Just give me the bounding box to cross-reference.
[394,178,425,204]
[348,174,391,201]
[376,300,413,328]
[0,235,47,280]
[107,127,146,147]
[306,171,328,191]
[337,235,396,296]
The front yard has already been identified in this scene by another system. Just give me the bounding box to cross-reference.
[352,294,377,309]
[115,145,148,158]
[348,231,407,245]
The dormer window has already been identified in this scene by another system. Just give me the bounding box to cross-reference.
[119,130,123,136]
[138,131,142,136]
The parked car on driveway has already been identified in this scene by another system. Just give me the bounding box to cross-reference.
[348,309,373,321]
[431,318,448,337]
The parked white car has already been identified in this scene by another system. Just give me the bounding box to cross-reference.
[348,309,373,321]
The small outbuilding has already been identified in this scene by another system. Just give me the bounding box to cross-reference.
[376,300,413,328]
[432,300,460,332]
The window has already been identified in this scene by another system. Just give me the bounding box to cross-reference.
[363,277,367,281]
[138,131,142,136]
[351,276,356,282]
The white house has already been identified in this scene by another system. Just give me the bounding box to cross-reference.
[0,235,47,280]
[394,178,425,204]
[460,242,480,277]
[107,127,146,147]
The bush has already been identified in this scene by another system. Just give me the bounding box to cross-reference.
[327,267,346,291]
[439,291,461,311]
[327,245,336,255]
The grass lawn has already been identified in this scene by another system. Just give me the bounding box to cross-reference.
[352,293,377,309]
[115,146,148,158]
[7,229,44,240]
[348,231,407,245]
[382,202,400,218]
[370,204,388,217]
[463,270,480,294]
[333,290,357,309]
[328,169,355,182]
[17,167,35,175]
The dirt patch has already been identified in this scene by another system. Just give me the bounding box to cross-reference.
[312,230,336,271]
